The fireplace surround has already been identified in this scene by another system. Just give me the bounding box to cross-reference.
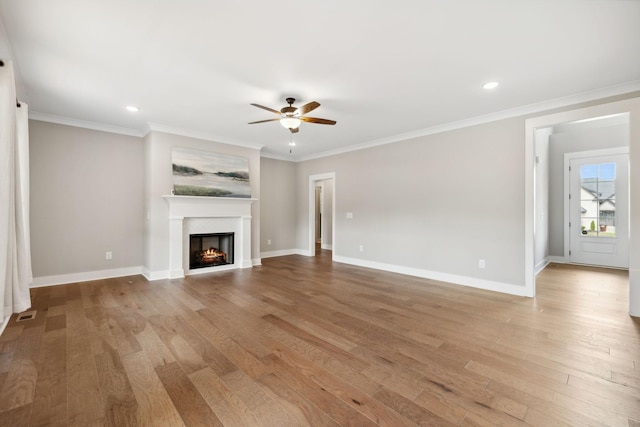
[163,195,255,278]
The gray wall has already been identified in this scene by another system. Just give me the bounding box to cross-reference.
[548,122,629,256]
[29,120,144,277]
[260,157,296,253]
[295,117,525,288]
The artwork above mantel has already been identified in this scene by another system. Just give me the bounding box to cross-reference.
[171,147,251,198]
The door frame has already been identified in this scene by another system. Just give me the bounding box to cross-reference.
[563,147,629,265]
[525,97,638,299]
[308,172,335,257]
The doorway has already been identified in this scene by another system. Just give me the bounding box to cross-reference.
[308,173,335,257]
[525,98,637,306]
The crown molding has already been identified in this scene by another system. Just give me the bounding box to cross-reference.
[293,80,640,162]
[259,150,297,162]
[146,122,264,151]
[29,111,145,137]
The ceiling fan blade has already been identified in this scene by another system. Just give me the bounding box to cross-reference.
[300,116,336,125]
[250,103,281,115]
[295,101,320,116]
[248,118,281,124]
[289,127,299,134]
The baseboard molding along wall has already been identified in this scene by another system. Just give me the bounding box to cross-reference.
[261,249,309,258]
[546,256,567,265]
[333,255,530,297]
[31,266,144,288]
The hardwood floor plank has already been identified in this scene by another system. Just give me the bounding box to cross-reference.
[121,350,185,426]
[485,378,614,427]
[0,356,38,412]
[258,371,343,426]
[187,312,270,379]
[263,353,379,427]
[134,321,177,369]
[189,367,262,427]
[0,402,32,427]
[148,315,209,375]
[373,385,454,426]
[221,368,303,427]
[262,313,369,372]
[265,341,418,426]
[162,315,237,376]
[66,295,105,426]
[29,328,67,427]
[94,345,139,426]
[156,361,224,427]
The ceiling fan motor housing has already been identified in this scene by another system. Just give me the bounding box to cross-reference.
[281,98,297,115]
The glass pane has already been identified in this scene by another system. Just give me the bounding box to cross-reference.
[579,163,616,237]
[598,163,615,180]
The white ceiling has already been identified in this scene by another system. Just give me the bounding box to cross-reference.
[1,0,639,160]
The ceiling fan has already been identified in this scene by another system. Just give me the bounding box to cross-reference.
[248,97,336,133]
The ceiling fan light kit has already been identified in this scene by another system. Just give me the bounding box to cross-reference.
[280,117,301,129]
[249,97,336,135]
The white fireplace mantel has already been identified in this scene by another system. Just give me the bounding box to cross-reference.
[163,195,256,278]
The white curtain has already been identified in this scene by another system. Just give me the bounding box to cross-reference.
[0,60,32,322]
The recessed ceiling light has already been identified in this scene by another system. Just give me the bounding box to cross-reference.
[125,105,140,112]
[483,81,499,90]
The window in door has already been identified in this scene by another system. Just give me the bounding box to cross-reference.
[579,162,616,237]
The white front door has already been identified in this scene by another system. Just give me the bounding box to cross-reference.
[568,152,629,268]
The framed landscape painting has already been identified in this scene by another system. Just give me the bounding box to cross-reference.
[171,147,251,198]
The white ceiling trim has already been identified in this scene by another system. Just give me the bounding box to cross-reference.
[260,152,296,162]
[29,111,144,137]
[292,80,640,162]
[146,122,265,151]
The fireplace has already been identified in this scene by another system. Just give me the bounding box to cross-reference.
[190,232,234,270]
[163,195,254,279]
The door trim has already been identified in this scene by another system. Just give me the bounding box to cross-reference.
[563,147,629,265]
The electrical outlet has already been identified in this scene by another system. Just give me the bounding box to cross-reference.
[267,239,271,246]
[359,245,364,252]
[105,251,113,260]
[346,212,353,219]
[478,259,485,269]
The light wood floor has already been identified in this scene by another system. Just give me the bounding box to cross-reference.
[1,251,639,426]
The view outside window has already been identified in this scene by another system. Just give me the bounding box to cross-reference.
[580,163,615,237]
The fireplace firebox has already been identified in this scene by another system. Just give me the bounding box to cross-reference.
[189,232,234,270]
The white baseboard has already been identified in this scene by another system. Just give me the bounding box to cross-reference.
[31,266,144,288]
[321,243,333,250]
[252,258,262,266]
[333,255,530,297]
[534,259,550,275]
[534,256,567,275]
[261,249,305,259]
[141,267,170,281]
